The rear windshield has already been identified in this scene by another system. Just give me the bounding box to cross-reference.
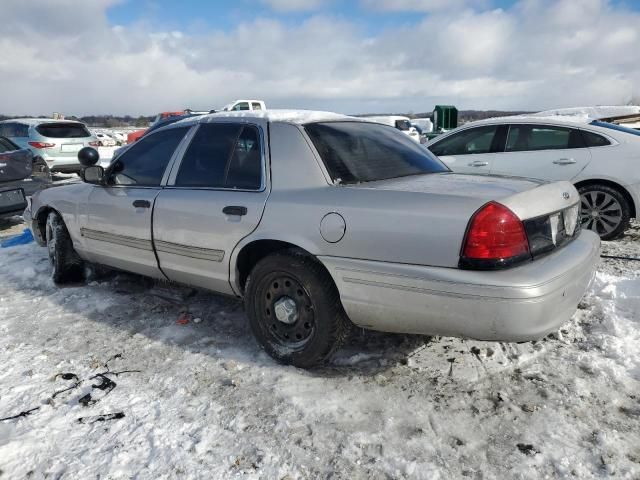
[36,122,91,138]
[305,122,447,184]
[590,120,640,137]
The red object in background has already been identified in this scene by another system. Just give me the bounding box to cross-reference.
[127,111,187,144]
[127,129,146,144]
[176,312,192,325]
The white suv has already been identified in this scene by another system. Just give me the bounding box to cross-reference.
[0,119,99,173]
[427,116,640,239]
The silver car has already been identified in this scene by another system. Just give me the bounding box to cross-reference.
[25,110,600,367]
[0,118,99,173]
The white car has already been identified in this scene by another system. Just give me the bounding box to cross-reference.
[93,132,117,147]
[427,116,640,239]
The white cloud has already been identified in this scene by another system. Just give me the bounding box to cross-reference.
[0,0,639,115]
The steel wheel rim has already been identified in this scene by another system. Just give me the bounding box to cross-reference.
[261,273,315,348]
[580,190,622,236]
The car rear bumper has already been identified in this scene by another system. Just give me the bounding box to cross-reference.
[41,155,82,172]
[319,230,600,342]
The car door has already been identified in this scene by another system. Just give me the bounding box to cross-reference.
[427,124,507,174]
[153,120,269,294]
[81,126,192,279]
[490,124,592,181]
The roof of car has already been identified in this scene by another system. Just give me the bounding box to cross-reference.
[0,118,85,125]
[194,109,358,125]
[465,114,594,127]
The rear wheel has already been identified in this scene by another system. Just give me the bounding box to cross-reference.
[244,252,351,368]
[45,211,84,284]
[578,184,630,240]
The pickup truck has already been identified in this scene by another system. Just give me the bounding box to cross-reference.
[26,110,599,367]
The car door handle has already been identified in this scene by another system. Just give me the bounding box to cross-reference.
[553,158,577,165]
[468,161,489,167]
[132,199,151,208]
[223,205,247,216]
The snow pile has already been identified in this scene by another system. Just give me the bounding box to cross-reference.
[0,226,639,478]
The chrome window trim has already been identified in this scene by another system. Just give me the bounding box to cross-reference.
[166,121,267,192]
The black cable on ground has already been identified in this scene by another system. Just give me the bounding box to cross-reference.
[601,254,640,261]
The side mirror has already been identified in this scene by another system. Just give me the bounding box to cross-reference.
[78,147,100,167]
[83,165,104,184]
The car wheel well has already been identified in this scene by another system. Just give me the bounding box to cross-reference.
[235,240,328,293]
[34,207,57,243]
[574,179,636,218]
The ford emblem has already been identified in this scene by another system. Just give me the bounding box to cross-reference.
[562,192,570,200]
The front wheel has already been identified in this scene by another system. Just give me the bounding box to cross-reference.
[244,252,351,368]
[578,184,630,240]
[45,211,84,284]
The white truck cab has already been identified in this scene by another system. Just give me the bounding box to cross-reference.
[364,115,421,143]
[222,100,267,112]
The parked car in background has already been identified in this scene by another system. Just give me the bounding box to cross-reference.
[0,119,99,173]
[427,116,640,240]
[0,136,51,219]
[109,131,128,145]
[127,109,213,144]
[222,100,266,111]
[364,115,421,143]
[26,110,599,367]
[93,132,117,147]
[112,111,209,162]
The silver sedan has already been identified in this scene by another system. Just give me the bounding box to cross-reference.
[25,110,600,367]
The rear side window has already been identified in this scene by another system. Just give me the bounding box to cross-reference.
[305,121,447,184]
[429,125,501,156]
[175,123,262,190]
[581,130,611,147]
[0,122,29,138]
[506,125,584,152]
[36,122,91,138]
[110,127,189,186]
[251,102,262,110]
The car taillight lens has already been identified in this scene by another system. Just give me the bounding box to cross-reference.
[460,201,531,270]
[28,142,55,149]
[89,141,102,147]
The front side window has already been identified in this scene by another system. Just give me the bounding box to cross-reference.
[305,121,448,184]
[109,127,189,186]
[36,122,91,138]
[429,125,500,156]
[395,119,411,131]
[175,123,262,190]
[232,103,250,111]
[506,125,584,152]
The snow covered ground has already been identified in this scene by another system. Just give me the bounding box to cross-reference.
[0,219,639,479]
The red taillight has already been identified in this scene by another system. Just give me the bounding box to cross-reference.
[461,201,530,269]
[89,141,102,147]
[28,141,55,149]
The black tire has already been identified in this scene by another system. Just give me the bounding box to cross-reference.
[45,211,84,284]
[578,184,631,240]
[244,251,351,368]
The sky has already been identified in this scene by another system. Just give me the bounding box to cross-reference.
[1,0,639,116]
